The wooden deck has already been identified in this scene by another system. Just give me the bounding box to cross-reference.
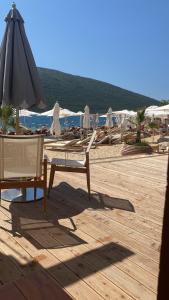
[0,146,167,300]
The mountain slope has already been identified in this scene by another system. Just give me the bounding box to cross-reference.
[38,67,158,113]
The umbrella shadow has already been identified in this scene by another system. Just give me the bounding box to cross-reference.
[0,242,134,298]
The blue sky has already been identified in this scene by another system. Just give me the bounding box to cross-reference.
[0,0,168,100]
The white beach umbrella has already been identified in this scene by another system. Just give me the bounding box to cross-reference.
[76,111,84,115]
[59,108,76,117]
[153,104,169,111]
[151,104,169,117]
[95,113,99,125]
[145,106,159,117]
[106,107,113,127]
[40,107,77,118]
[83,105,90,129]
[145,105,169,117]
[80,114,83,128]
[113,109,136,117]
[41,109,53,116]
[50,102,61,136]
[92,113,99,129]
[145,110,161,117]
[120,116,129,130]
[19,109,40,117]
[145,105,159,111]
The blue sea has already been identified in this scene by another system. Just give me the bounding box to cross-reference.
[20,115,108,130]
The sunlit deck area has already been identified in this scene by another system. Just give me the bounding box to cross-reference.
[0,145,167,300]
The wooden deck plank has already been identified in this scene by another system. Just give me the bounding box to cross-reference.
[0,250,23,284]
[27,223,156,300]
[6,199,157,299]
[50,182,162,240]
[48,198,160,275]
[62,168,165,207]
[45,225,158,293]
[0,283,26,300]
[0,147,167,300]
[0,197,159,276]
[49,187,160,261]
[54,171,164,222]
[46,190,158,273]
[64,227,158,292]
[28,230,133,300]
[0,208,104,300]
[55,165,165,206]
[15,271,72,300]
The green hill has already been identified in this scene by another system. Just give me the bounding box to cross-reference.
[38,67,158,113]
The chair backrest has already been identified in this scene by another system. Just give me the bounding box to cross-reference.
[0,135,44,180]
[86,130,97,153]
[83,131,97,167]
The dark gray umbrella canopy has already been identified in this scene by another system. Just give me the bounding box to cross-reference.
[0,3,46,109]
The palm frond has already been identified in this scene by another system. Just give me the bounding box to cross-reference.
[136,109,146,125]
[0,105,15,133]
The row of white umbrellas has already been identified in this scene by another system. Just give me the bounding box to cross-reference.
[145,105,169,117]
[19,106,136,119]
[18,108,83,117]
[19,104,136,136]
[19,103,169,137]
[49,103,136,136]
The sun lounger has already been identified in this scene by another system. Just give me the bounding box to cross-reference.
[73,136,91,147]
[94,133,121,145]
[159,142,169,153]
[44,136,93,152]
[95,135,110,145]
[44,139,80,150]
[111,133,121,144]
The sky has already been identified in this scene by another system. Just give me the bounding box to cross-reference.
[0,0,168,100]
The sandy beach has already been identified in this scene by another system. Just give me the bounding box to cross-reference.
[45,134,164,163]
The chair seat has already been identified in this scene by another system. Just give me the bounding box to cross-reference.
[51,158,85,168]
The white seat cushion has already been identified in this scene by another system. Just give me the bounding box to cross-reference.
[51,158,85,168]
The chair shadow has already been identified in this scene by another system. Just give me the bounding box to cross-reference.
[90,192,135,212]
[1,182,134,250]
[53,182,135,212]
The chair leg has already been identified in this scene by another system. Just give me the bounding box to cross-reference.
[44,186,47,212]
[0,189,1,206]
[86,169,91,200]
[34,187,37,207]
[48,165,55,195]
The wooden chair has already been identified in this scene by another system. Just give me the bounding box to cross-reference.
[48,130,97,199]
[0,135,47,211]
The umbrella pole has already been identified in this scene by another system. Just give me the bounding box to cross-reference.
[16,108,20,134]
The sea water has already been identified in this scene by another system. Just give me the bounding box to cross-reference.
[20,115,107,130]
